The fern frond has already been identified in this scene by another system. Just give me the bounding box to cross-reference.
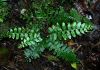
[7,26,42,48]
[24,45,45,62]
[48,22,93,40]
[46,34,78,62]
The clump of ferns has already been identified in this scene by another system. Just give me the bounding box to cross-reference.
[6,21,93,63]
[7,23,45,62]
[46,22,93,62]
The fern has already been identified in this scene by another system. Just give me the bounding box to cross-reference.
[0,0,94,64]
[46,35,78,62]
[3,3,93,63]
[24,44,45,62]
[7,24,42,48]
[46,22,93,62]
[48,22,93,40]
[6,21,93,62]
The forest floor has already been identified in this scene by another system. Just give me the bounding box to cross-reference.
[0,0,100,70]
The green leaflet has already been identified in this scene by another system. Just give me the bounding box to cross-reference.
[76,29,81,36]
[80,28,85,34]
[62,31,67,40]
[68,23,71,30]
[71,30,76,37]
[77,22,81,29]
[62,22,66,30]
[67,31,72,39]
[16,33,19,40]
[72,22,77,29]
